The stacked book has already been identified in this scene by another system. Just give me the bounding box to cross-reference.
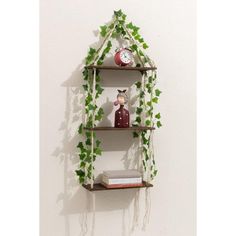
[101,169,143,188]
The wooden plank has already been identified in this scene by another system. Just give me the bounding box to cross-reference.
[82,181,153,191]
[84,126,155,131]
[85,65,157,71]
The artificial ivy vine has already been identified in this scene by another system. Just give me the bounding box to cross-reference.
[76,9,162,185]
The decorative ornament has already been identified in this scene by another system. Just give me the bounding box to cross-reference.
[114,89,130,128]
[114,48,133,66]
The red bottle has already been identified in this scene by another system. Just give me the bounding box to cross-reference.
[114,89,130,128]
[115,105,130,128]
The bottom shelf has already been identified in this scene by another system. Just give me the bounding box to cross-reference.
[82,181,153,191]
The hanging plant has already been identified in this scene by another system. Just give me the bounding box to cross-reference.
[76,9,162,186]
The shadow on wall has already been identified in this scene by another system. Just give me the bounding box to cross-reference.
[51,30,149,236]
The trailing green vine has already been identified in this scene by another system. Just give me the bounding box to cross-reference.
[76,9,162,185]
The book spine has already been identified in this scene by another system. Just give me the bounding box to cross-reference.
[102,182,144,188]
[102,176,142,185]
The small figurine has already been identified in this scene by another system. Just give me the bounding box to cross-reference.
[114,89,130,128]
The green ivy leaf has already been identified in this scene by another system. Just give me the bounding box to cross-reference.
[78,123,83,134]
[155,113,161,119]
[88,104,95,111]
[132,31,137,37]
[145,120,151,126]
[126,22,133,29]
[97,59,103,65]
[147,101,152,106]
[146,84,152,93]
[75,169,85,177]
[98,107,104,115]
[85,94,93,106]
[83,84,88,91]
[133,132,139,138]
[136,107,143,114]
[139,50,144,56]
[143,43,149,49]
[95,84,104,95]
[79,153,86,161]
[152,97,158,103]
[147,109,153,116]
[135,81,141,89]
[79,176,85,184]
[114,9,122,17]
[96,140,101,147]
[108,23,114,29]
[82,69,89,80]
[138,38,144,43]
[86,120,93,128]
[77,142,84,149]
[85,132,91,138]
[134,35,141,41]
[80,162,86,168]
[96,75,101,82]
[94,147,102,155]
[157,121,162,128]
[85,47,97,65]
[133,26,140,32]
[140,91,145,98]
[111,32,118,38]
[148,76,153,83]
[86,138,91,146]
[155,89,162,96]
[130,44,138,51]
[100,25,107,37]
[135,116,141,124]
[89,47,96,54]
[119,20,125,25]
[95,114,102,121]
[122,14,127,21]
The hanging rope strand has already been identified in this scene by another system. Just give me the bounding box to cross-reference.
[90,68,97,188]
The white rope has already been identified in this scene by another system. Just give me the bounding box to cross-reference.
[91,193,96,236]
[131,190,140,232]
[142,188,151,230]
[90,68,96,188]
[141,73,145,126]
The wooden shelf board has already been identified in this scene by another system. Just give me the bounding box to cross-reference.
[85,65,157,71]
[82,181,153,191]
[84,126,155,131]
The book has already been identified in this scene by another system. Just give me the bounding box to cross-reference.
[102,176,142,185]
[101,182,144,189]
[103,169,142,179]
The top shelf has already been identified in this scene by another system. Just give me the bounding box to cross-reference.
[85,65,157,72]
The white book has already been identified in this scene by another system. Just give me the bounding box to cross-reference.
[102,176,142,185]
[103,169,142,179]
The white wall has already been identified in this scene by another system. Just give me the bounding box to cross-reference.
[40,0,196,235]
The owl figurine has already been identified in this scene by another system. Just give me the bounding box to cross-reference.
[114,89,130,128]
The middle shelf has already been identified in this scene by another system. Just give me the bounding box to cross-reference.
[84,126,155,131]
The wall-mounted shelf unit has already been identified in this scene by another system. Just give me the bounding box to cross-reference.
[76,10,161,191]
[85,65,157,72]
[83,181,153,191]
[84,126,155,131]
